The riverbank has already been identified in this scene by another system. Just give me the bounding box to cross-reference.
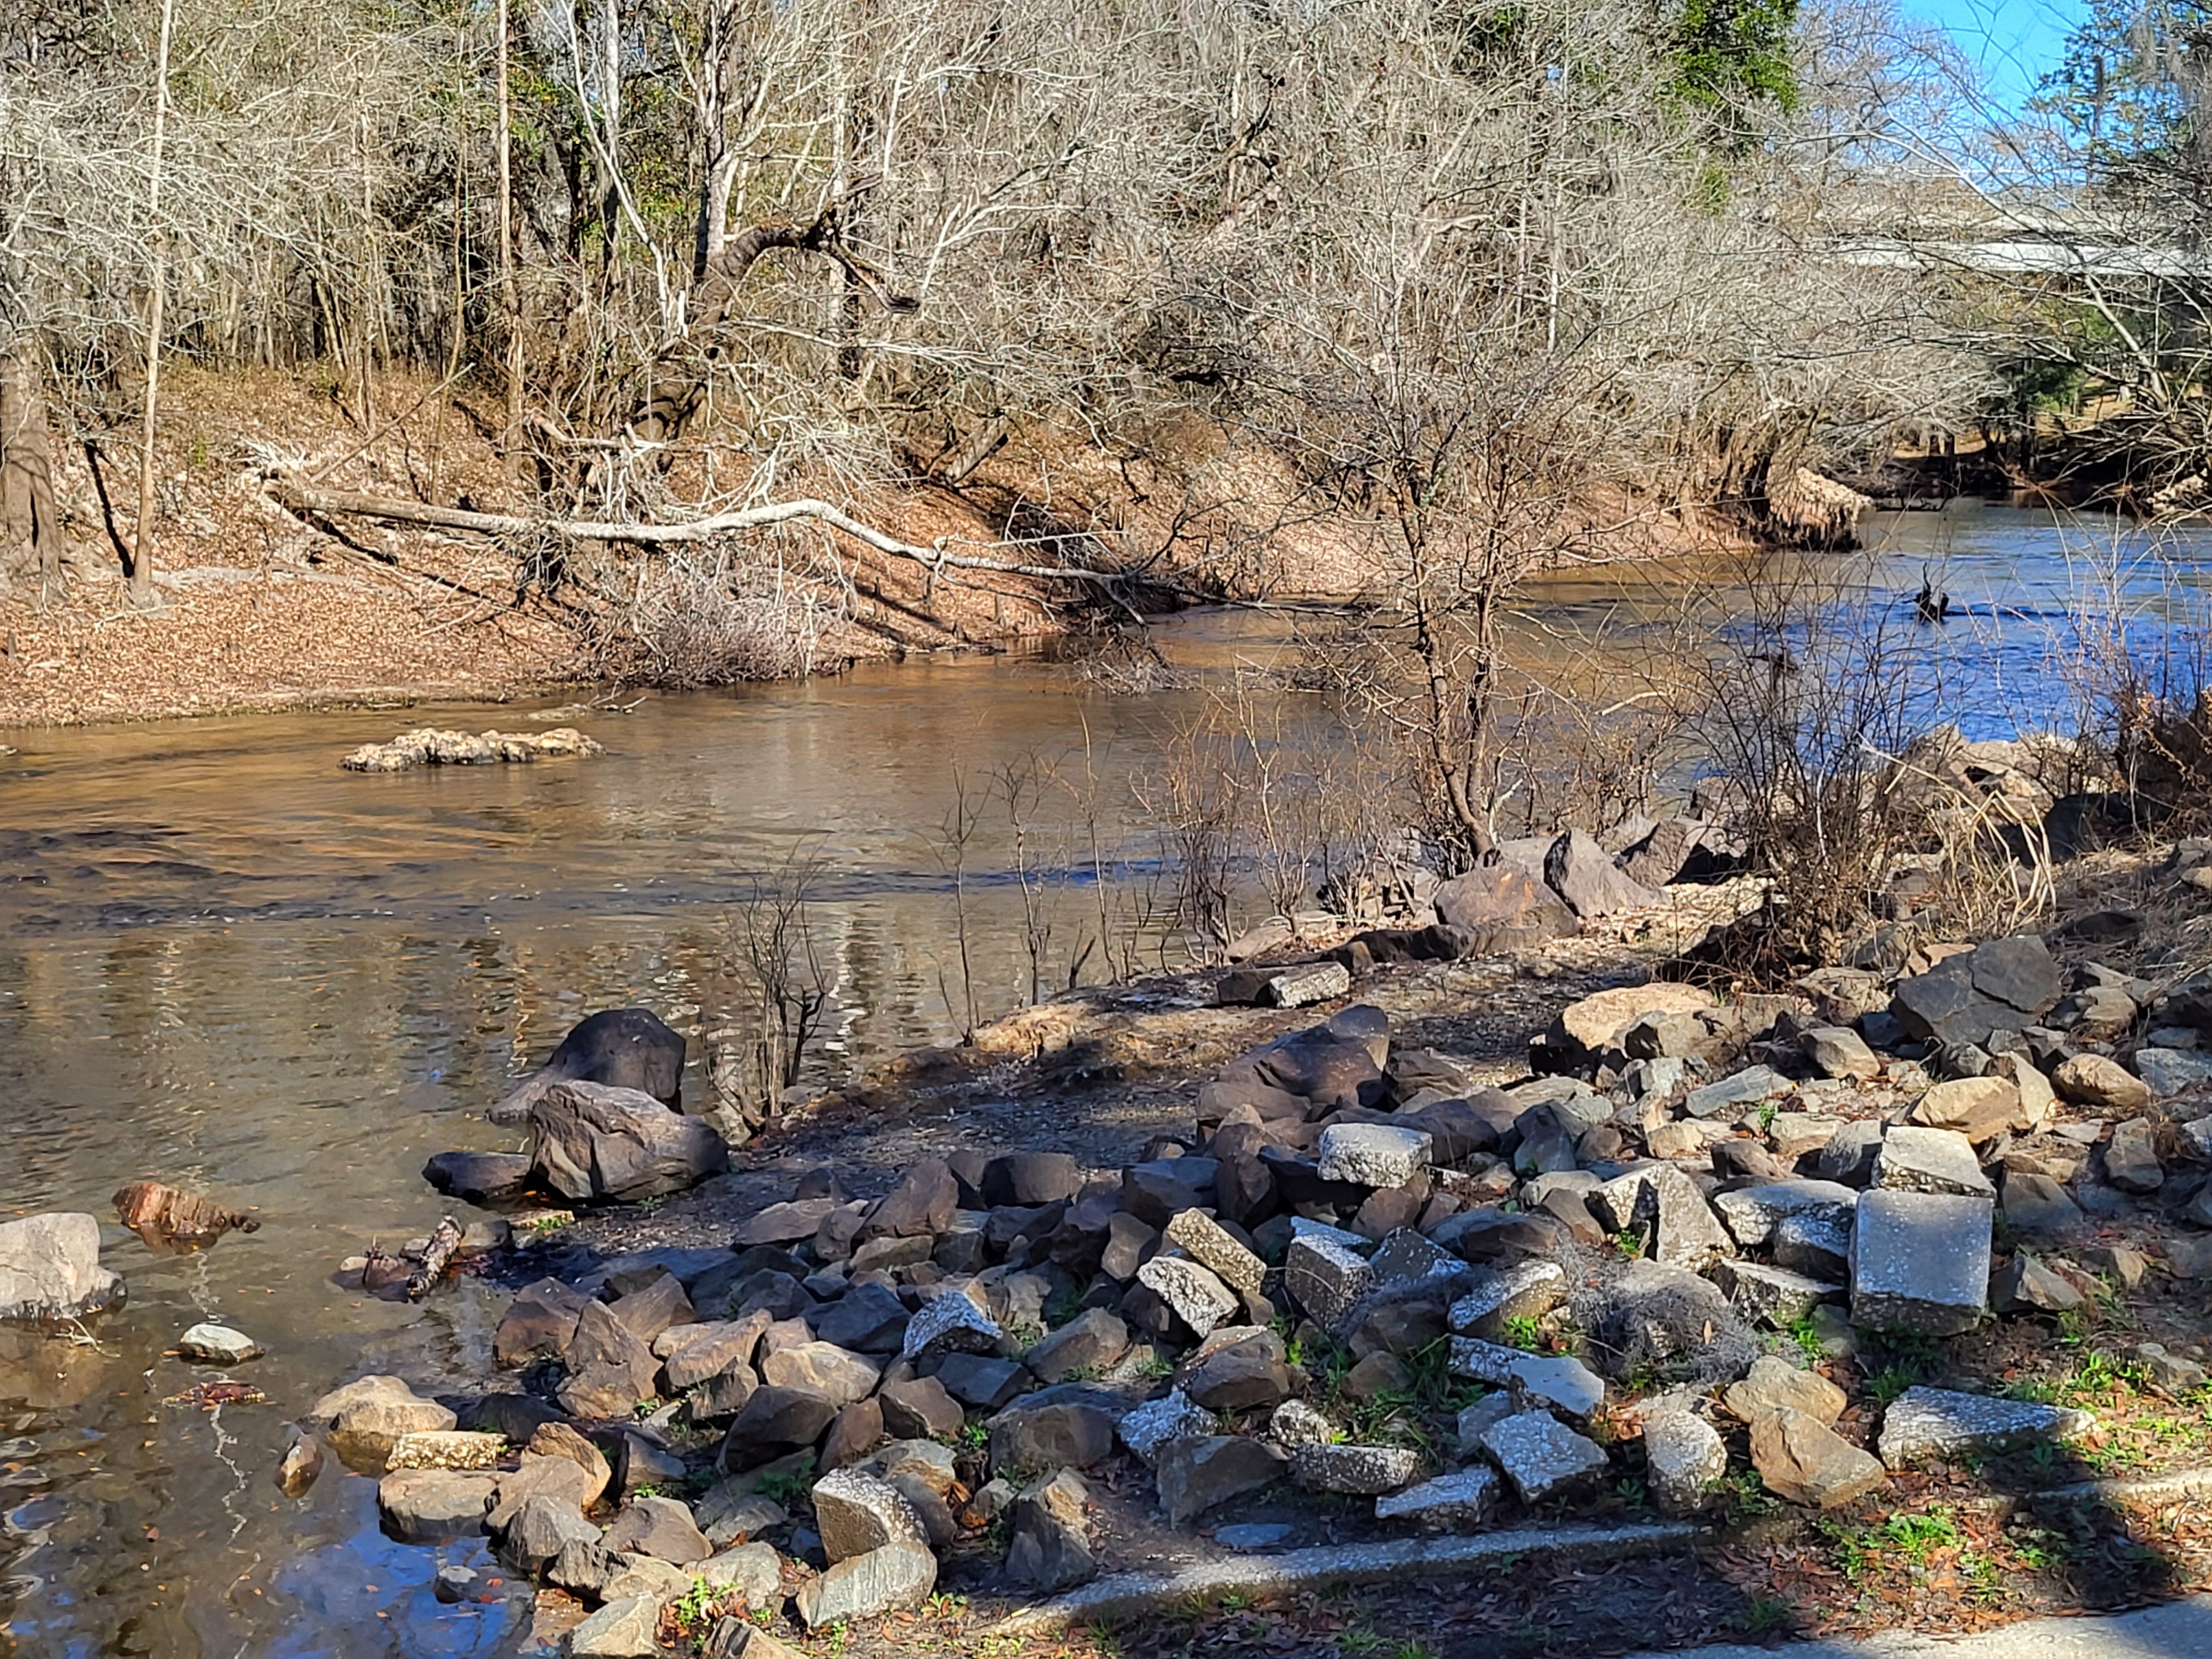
[0,365,1786,730]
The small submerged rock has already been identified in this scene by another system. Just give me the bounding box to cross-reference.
[178,1323,263,1364]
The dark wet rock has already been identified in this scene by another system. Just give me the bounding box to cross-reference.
[499,1491,600,1575]
[528,1080,727,1203]
[422,1150,533,1204]
[494,1277,592,1368]
[1180,1329,1295,1411]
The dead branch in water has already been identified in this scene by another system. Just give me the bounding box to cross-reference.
[405,1214,464,1301]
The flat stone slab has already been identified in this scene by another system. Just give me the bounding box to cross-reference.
[1449,1261,1566,1338]
[1448,1338,1606,1419]
[1712,1181,1859,1249]
[1316,1124,1433,1187]
[1714,1261,1842,1327]
[982,1521,1700,1635]
[1684,1065,1788,1118]
[1116,1390,1215,1465]
[1480,1411,1610,1502]
[1875,1126,1995,1200]
[1374,1466,1500,1528]
[1850,1189,1991,1336]
[1878,1386,2097,1469]
[1291,1442,1423,1495]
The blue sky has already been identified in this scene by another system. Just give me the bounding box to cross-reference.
[1905,0,2086,108]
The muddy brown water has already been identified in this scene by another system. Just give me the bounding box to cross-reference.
[0,505,2192,1656]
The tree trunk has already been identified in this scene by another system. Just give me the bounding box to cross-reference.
[0,349,75,601]
[131,0,176,610]
[497,0,524,469]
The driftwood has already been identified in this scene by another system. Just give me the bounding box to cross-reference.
[265,470,1131,589]
[113,1180,260,1247]
[406,1215,465,1301]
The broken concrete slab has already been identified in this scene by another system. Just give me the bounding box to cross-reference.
[1877,1386,2096,1468]
[1479,1410,1610,1503]
[1850,1189,1992,1337]
[1874,1125,1996,1200]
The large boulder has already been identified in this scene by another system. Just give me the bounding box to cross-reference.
[1540,982,1713,1063]
[489,1006,686,1125]
[1544,828,1661,919]
[0,1214,124,1322]
[1889,936,2060,1048]
[793,1541,937,1627]
[309,1375,457,1470]
[528,1081,727,1203]
[1432,860,1578,950]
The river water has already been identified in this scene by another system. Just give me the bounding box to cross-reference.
[0,504,2199,1657]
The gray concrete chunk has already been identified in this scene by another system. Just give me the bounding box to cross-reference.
[1711,1180,1860,1249]
[1850,1189,1992,1336]
[1374,1466,1500,1528]
[1878,1385,2096,1468]
[1479,1411,1609,1502]
[1448,1338,1605,1419]
[1285,1233,1375,1334]
[1641,1409,1726,1514]
[1316,1124,1433,1187]
[1874,1125,1995,1200]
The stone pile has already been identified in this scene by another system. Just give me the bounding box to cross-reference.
[333,920,2212,1653]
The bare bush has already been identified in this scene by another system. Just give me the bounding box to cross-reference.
[572,551,840,685]
[712,852,835,1135]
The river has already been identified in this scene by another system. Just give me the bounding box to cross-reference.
[0,503,2200,1657]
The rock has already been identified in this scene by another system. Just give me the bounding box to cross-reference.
[1874,1125,1995,1200]
[982,1152,1082,1208]
[901,1291,1003,1360]
[1618,816,1709,888]
[878,1376,964,1441]
[500,1491,601,1575]
[808,1284,910,1354]
[1291,1442,1423,1494]
[1991,1253,2084,1313]
[1433,860,1578,948]
[1714,1261,1841,1327]
[1545,828,1661,918]
[1684,1066,1788,1119]
[343,724,604,773]
[737,1200,836,1246]
[811,1468,928,1564]
[386,1430,508,1472]
[1891,935,2061,1048]
[2134,1342,2209,1392]
[1803,1027,1880,1081]
[275,1431,325,1498]
[868,1438,960,1499]
[1023,1307,1130,1384]
[1005,1469,1096,1591]
[1448,1338,1606,1419]
[1710,1180,1859,1249]
[860,1159,958,1242]
[1877,1386,2095,1468]
[177,1322,262,1364]
[1850,1189,1992,1336]
[1373,1465,1499,1528]
[1448,1261,1566,1338]
[1135,1256,1240,1338]
[496,1278,592,1368]
[1161,1210,1266,1296]
[518,1423,609,1504]
[487,1454,598,1535]
[1117,1388,1217,1465]
[1316,1124,1432,1187]
[1479,1410,1609,1502]
[310,1375,457,1470]
[567,1596,660,1658]
[664,1318,772,1391]
[1181,1331,1295,1411]
[935,1353,1028,1410]
[1284,1233,1375,1334]
[1213,1522,1297,1551]
[722,1386,841,1468]
[794,1541,938,1630]
[1589,1165,1735,1270]
[760,1341,879,1406]
[2053,1054,2152,1113]
[1259,960,1353,1007]
[2135,1047,2212,1097]
[601,1554,697,1605]
[1724,1355,1845,1426]
[2104,1117,2164,1192]
[2001,1171,2083,1237]
[988,1386,1118,1475]
[603,1493,711,1564]
[1773,1209,1854,1280]
[1121,1159,1220,1228]
[698,1541,785,1606]
[1642,1409,1726,1514]
[1546,983,1711,1059]
[528,1081,727,1203]
[1819,1120,1887,1187]
[1156,1434,1289,1524]
[0,1213,124,1322]
[1750,1406,1886,1507]
[432,1564,478,1604]
[1580,1259,1754,1387]
[424,1149,535,1204]
[2169,1235,2212,1277]
[377,1468,497,1542]
[1989,1053,2057,1132]
[1911,1077,2021,1144]
[2081,1243,2149,1288]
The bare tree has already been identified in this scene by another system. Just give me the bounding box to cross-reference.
[128,0,174,610]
